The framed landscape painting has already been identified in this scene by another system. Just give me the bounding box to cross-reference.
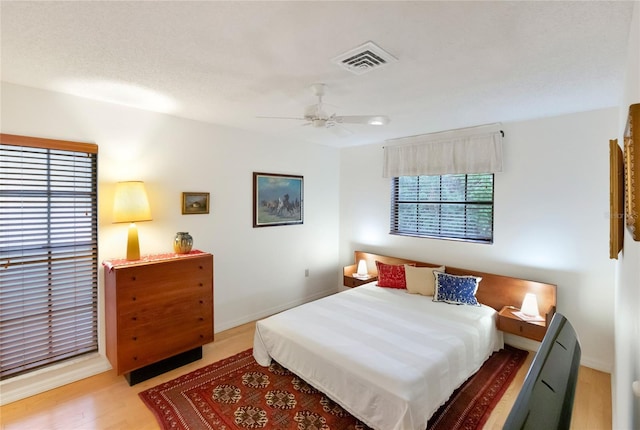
[253,172,303,227]
[182,192,210,214]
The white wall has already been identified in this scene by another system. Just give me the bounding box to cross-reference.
[0,82,341,402]
[339,108,618,372]
[614,3,640,429]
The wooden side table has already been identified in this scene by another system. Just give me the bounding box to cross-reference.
[343,262,377,287]
[497,306,547,342]
[343,273,378,288]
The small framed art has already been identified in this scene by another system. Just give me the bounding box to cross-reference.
[253,172,303,227]
[182,192,210,214]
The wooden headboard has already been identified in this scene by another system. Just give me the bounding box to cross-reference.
[344,251,557,325]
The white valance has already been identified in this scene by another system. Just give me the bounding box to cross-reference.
[383,123,503,177]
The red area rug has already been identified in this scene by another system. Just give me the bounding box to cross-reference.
[139,346,527,430]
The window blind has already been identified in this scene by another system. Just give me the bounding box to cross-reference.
[0,134,98,380]
[391,174,494,243]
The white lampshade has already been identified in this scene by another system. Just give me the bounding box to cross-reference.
[521,293,540,317]
[113,181,152,223]
[113,181,152,260]
[356,259,368,276]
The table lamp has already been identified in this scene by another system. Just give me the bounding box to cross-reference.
[113,181,152,260]
[354,259,369,279]
[520,293,540,317]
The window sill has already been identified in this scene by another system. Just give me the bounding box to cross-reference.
[0,353,111,406]
[389,231,493,244]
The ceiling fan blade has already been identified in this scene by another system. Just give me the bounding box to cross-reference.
[329,124,354,137]
[256,115,308,121]
[334,115,390,126]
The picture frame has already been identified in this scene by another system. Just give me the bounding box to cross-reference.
[182,192,210,214]
[624,103,640,241]
[609,139,623,259]
[253,172,303,227]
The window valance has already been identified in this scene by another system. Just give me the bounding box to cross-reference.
[383,123,503,177]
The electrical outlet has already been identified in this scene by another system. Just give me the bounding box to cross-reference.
[304,269,309,277]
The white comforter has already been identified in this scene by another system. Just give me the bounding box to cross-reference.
[253,283,503,430]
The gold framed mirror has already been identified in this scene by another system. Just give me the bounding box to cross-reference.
[624,103,640,241]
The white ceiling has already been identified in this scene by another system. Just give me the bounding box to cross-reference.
[0,1,635,147]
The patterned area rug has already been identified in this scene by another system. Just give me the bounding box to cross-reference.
[139,346,527,430]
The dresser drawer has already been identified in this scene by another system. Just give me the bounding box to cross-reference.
[117,323,213,372]
[116,281,211,314]
[498,312,546,341]
[118,292,212,327]
[114,258,211,301]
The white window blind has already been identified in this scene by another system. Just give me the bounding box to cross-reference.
[383,123,503,177]
[0,134,98,380]
[391,174,494,243]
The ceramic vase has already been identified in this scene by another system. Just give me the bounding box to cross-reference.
[173,232,193,254]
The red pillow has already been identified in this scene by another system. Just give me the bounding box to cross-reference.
[375,261,407,289]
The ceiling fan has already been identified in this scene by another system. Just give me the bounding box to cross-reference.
[259,83,390,130]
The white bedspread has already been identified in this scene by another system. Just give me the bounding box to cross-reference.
[253,283,503,430]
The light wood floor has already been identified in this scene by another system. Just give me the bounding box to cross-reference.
[0,321,612,430]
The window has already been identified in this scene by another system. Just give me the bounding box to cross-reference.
[391,173,494,243]
[0,134,98,380]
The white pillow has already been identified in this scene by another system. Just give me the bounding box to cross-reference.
[404,265,445,296]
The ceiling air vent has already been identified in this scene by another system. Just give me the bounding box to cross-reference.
[332,41,397,75]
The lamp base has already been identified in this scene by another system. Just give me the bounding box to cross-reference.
[126,223,141,260]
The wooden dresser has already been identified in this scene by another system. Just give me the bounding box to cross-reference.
[103,251,213,384]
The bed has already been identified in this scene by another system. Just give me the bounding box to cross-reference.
[253,251,557,430]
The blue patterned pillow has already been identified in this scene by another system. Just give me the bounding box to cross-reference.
[433,271,482,306]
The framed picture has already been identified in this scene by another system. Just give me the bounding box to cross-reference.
[253,172,303,227]
[609,139,623,259]
[624,103,640,240]
[182,192,210,214]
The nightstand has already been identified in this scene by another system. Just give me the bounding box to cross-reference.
[343,263,377,287]
[343,273,377,288]
[497,306,547,341]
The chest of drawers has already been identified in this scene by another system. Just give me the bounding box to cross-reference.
[104,252,213,380]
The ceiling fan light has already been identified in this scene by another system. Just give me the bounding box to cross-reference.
[368,116,389,125]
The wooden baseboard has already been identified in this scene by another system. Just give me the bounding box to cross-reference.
[0,353,111,406]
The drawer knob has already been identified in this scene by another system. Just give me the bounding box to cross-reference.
[199,282,204,287]
[132,316,137,321]
[132,336,137,341]
[131,276,136,281]
[199,300,204,304]
[199,317,204,321]
[132,296,136,301]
